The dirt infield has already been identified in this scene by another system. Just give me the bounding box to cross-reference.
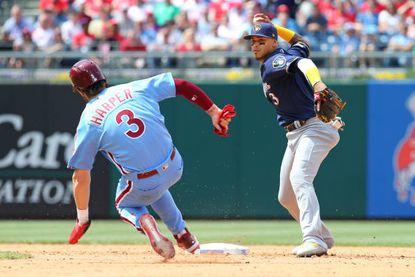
[0,244,414,277]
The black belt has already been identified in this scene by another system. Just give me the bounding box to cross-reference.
[284,120,307,132]
[137,147,176,179]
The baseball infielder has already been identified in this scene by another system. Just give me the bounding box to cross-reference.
[244,17,341,257]
[67,59,235,259]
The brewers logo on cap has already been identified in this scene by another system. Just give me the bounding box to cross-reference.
[254,24,262,32]
[244,22,278,40]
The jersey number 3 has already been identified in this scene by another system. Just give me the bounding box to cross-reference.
[115,109,145,139]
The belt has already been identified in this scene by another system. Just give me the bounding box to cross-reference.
[284,119,307,132]
[137,147,176,179]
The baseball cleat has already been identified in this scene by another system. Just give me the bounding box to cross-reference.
[295,242,327,257]
[292,237,333,255]
[324,236,335,249]
[139,214,175,259]
[291,245,301,255]
[174,228,200,254]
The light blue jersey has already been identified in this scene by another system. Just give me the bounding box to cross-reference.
[68,73,176,174]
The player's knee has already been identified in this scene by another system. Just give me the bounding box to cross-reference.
[277,193,289,208]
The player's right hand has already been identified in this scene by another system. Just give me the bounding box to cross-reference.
[69,220,91,244]
[253,13,272,23]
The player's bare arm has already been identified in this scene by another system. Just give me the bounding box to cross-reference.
[68,169,91,244]
[288,34,310,48]
[72,169,91,211]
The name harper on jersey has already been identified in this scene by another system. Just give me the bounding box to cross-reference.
[90,89,133,125]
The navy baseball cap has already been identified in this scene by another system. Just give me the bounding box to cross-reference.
[244,23,278,40]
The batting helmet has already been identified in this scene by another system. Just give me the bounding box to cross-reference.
[69,59,106,90]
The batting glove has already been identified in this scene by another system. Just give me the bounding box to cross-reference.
[214,104,236,137]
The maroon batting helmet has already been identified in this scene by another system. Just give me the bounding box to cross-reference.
[69,59,106,90]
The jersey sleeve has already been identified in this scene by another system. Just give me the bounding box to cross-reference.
[67,118,101,170]
[287,41,310,58]
[263,53,299,79]
[128,72,176,102]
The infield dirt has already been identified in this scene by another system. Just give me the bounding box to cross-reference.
[0,244,414,277]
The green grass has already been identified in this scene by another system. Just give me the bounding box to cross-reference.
[0,220,414,247]
[0,251,32,260]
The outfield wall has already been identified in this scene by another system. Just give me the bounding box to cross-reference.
[0,81,413,219]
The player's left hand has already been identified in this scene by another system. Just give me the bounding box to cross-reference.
[209,104,236,137]
[69,220,91,244]
[214,104,236,137]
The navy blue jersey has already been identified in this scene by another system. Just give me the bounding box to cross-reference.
[260,42,316,127]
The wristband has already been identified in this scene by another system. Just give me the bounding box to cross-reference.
[77,208,89,225]
[274,25,295,42]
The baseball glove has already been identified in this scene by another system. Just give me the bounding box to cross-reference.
[314,88,346,123]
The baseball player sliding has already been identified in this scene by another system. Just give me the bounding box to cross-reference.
[244,14,345,257]
[67,59,235,259]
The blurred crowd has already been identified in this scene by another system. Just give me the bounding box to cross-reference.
[1,0,415,69]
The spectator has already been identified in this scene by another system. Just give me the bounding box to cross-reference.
[61,9,83,48]
[228,2,247,32]
[81,0,113,18]
[31,11,56,51]
[39,0,69,12]
[271,4,299,33]
[8,28,37,68]
[45,28,67,53]
[386,21,414,67]
[153,0,181,27]
[182,0,207,23]
[175,27,201,52]
[378,0,401,35]
[101,19,125,50]
[150,21,181,67]
[359,0,385,14]
[406,9,415,39]
[304,4,328,52]
[200,23,229,51]
[305,4,328,34]
[317,0,341,31]
[339,22,361,67]
[138,16,158,45]
[43,28,68,67]
[152,21,181,52]
[174,11,191,32]
[337,0,358,23]
[0,30,13,52]
[113,5,135,38]
[88,6,112,40]
[119,29,146,52]
[208,0,228,24]
[74,0,93,25]
[200,23,230,66]
[2,4,33,44]
[196,7,212,37]
[217,14,239,41]
[72,18,96,52]
[356,0,380,34]
[39,0,70,24]
[127,0,151,23]
[295,0,314,34]
[119,29,147,68]
[359,25,381,68]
